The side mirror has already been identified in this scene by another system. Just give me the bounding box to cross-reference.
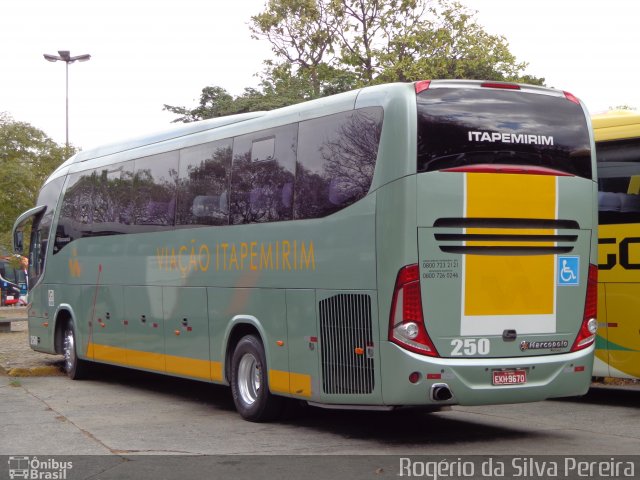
[14,230,23,254]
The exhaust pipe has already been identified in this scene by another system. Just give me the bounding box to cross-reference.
[430,383,453,402]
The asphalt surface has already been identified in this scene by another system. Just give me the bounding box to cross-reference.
[1,311,638,479]
[2,366,639,455]
[1,371,639,479]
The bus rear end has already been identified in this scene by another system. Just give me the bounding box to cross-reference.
[381,80,597,406]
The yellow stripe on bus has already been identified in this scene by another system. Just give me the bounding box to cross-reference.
[464,173,556,316]
[269,369,312,398]
[86,342,223,381]
[86,342,127,365]
[86,342,309,391]
[165,355,212,380]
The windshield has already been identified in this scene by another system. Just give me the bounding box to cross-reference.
[417,88,592,179]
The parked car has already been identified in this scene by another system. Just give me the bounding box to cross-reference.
[1,274,22,306]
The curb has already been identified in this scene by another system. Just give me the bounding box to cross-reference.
[0,317,27,324]
[0,360,64,377]
[6,365,64,377]
[0,317,27,332]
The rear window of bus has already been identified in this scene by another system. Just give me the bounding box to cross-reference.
[416,87,592,179]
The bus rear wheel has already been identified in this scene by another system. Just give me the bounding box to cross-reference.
[230,334,283,422]
[62,321,89,380]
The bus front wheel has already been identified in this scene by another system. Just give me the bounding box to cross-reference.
[230,334,283,422]
[62,321,90,380]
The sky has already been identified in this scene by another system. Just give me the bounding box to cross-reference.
[1,0,639,150]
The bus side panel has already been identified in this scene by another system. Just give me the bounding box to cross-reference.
[208,288,288,391]
[315,289,381,405]
[123,286,165,373]
[285,289,319,401]
[374,175,423,405]
[26,283,55,354]
[375,175,419,336]
[163,286,212,382]
[602,283,640,379]
[598,223,640,379]
[83,285,127,366]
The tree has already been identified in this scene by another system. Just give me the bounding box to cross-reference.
[253,0,544,87]
[163,61,358,122]
[0,113,72,253]
[372,0,539,83]
[251,0,338,97]
[163,81,295,123]
[165,0,544,122]
[163,86,239,123]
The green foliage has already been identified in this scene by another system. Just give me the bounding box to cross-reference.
[163,87,235,122]
[163,62,359,122]
[373,0,543,84]
[0,113,72,253]
[254,0,544,85]
[251,0,337,96]
[165,0,544,122]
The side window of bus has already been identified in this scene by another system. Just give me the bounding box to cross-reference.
[55,171,94,253]
[133,151,179,228]
[29,177,64,285]
[92,162,133,235]
[177,139,232,226]
[597,138,640,224]
[230,124,297,224]
[295,107,383,219]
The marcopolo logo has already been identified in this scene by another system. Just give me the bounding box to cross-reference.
[7,456,73,479]
[520,340,569,351]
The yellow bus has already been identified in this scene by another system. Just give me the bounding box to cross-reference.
[594,109,640,379]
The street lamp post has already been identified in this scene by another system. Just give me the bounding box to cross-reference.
[43,50,91,148]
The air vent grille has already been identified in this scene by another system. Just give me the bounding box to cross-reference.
[319,294,374,395]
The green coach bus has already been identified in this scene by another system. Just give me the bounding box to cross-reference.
[13,80,598,422]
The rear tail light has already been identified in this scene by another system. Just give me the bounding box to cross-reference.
[440,164,573,176]
[571,264,598,351]
[564,91,581,105]
[389,264,439,356]
[415,80,431,94]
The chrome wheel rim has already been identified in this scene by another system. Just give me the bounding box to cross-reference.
[237,353,261,406]
[63,328,75,373]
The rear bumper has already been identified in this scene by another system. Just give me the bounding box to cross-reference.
[381,342,594,406]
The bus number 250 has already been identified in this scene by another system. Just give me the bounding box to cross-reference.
[450,338,490,356]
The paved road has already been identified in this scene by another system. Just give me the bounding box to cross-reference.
[2,365,639,457]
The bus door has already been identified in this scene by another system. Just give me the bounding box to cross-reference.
[414,82,596,366]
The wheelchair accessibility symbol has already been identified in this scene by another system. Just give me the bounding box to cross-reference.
[557,256,579,286]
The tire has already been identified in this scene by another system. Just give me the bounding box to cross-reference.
[230,334,283,422]
[62,321,90,380]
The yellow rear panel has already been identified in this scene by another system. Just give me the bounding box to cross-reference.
[462,173,557,334]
